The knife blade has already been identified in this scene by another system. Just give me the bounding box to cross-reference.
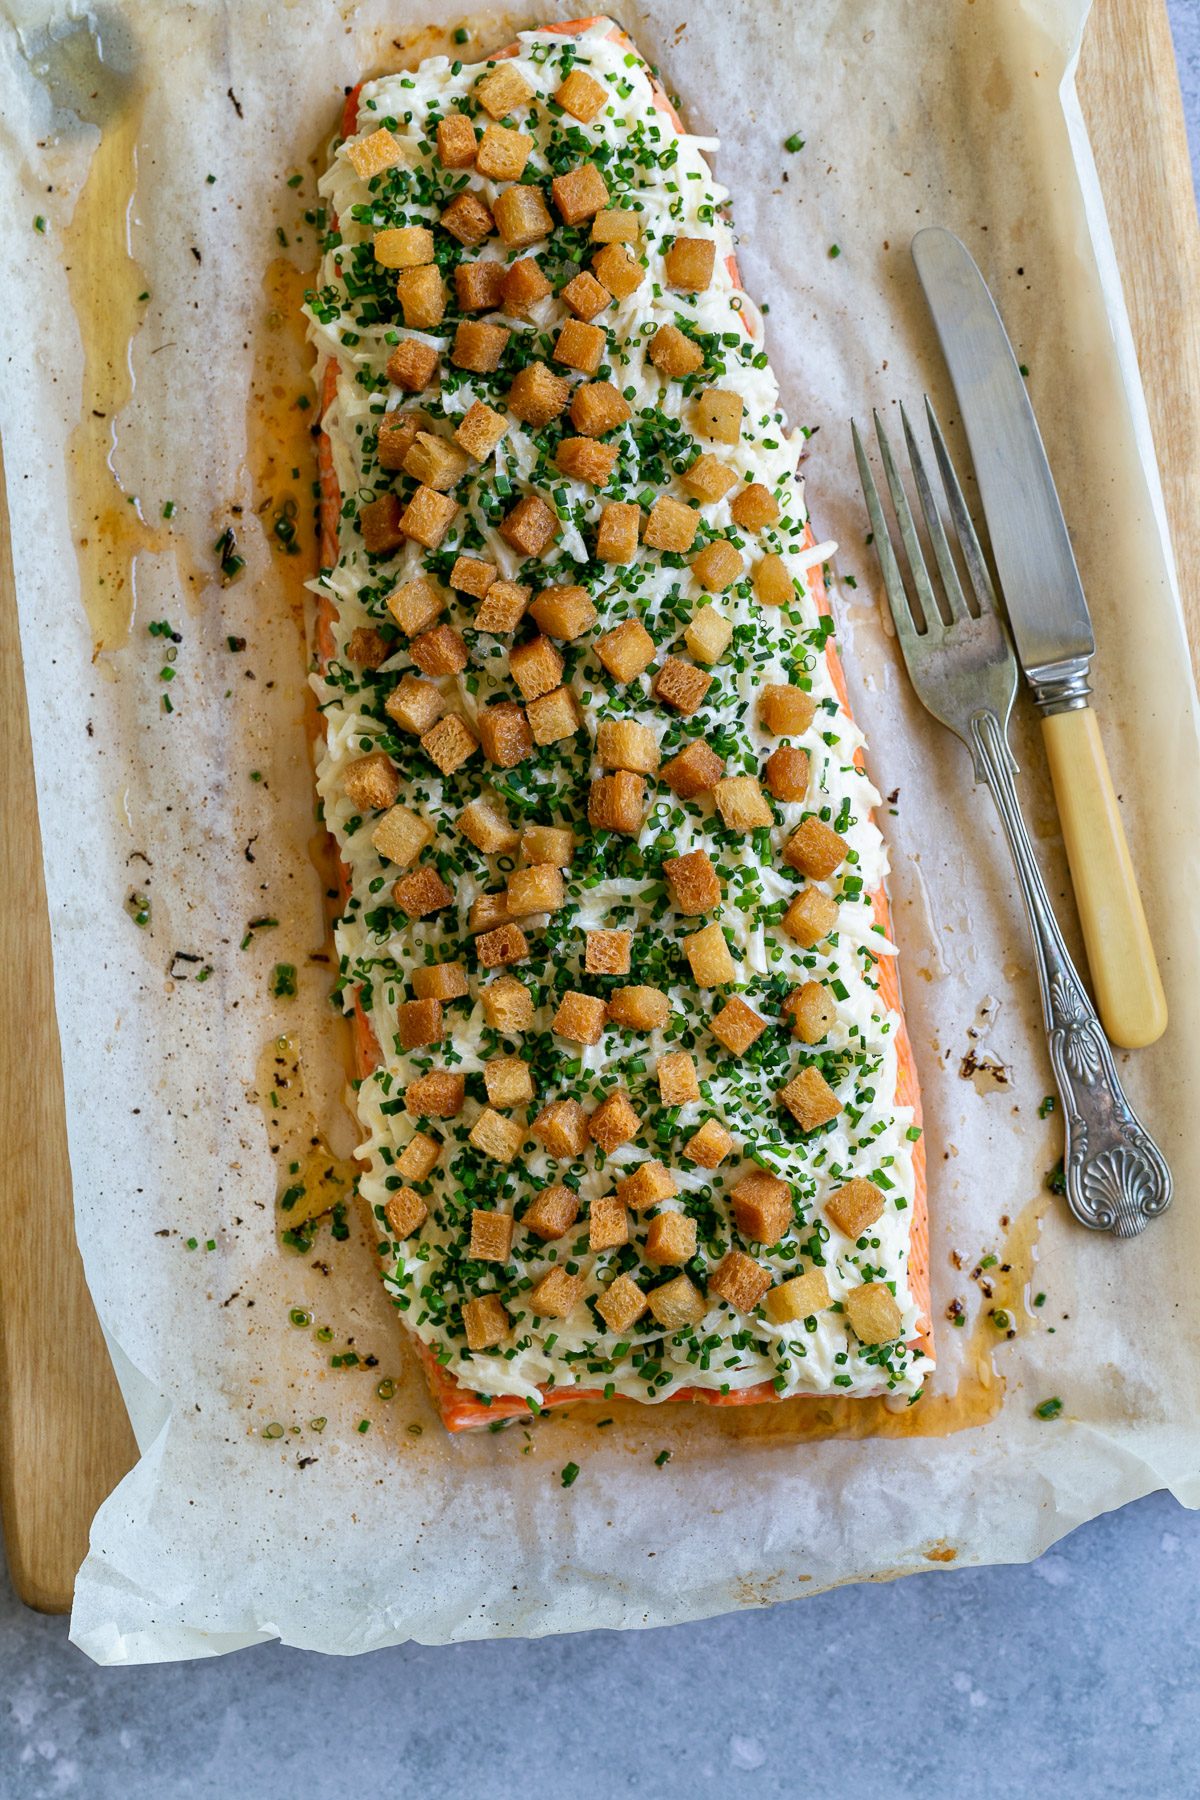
[910,225,1093,709]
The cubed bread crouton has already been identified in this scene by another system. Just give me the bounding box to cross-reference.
[481,973,534,1032]
[500,493,560,557]
[826,1177,886,1240]
[555,66,608,121]
[501,255,552,314]
[377,409,429,471]
[440,190,495,247]
[450,554,497,600]
[470,1208,515,1261]
[474,578,530,635]
[409,623,468,678]
[585,929,632,975]
[649,323,704,378]
[396,997,444,1049]
[371,804,434,868]
[532,1099,591,1159]
[731,482,780,530]
[715,775,773,833]
[471,889,512,932]
[683,921,736,987]
[710,1248,772,1313]
[647,1273,707,1330]
[595,719,659,773]
[462,1293,511,1351]
[691,539,744,593]
[730,1171,792,1244]
[386,574,444,636]
[396,264,447,329]
[411,960,469,1002]
[693,389,743,445]
[665,236,716,291]
[784,816,849,881]
[684,603,732,664]
[589,1195,629,1252]
[616,1160,677,1210]
[529,1266,585,1319]
[592,207,640,243]
[763,1268,831,1325]
[552,161,610,224]
[344,750,399,812]
[406,1070,465,1118]
[664,849,721,915]
[607,985,669,1032]
[452,320,510,373]
[644,495,699,554]
[644,1210,696,1266]
[554,318,607,377]
[359,492,405,554]
[657,1051,700,1106]
[475,922,529,968]
[523,1183,580,1241]
[520,824,575,865]
[556,436,618,486]
[386,674,444,736]
[386,338,440,393]
[506,862,565,917]
[399,485,458,549]
[476,63,532,119]
[393,865,454,918]
[375,224,434,268]
[570,381,631,437]
[384,1186,428,1240]
[483,1055,535,1108]
[782,887,839,947]
[420,713,479,775]
[553,989,607,1046]
[710,996,767,1057]
[652,656,712,716]
[436,111,477,169]
[759,684,818,736]
[477,701,533,768]
[454,257,507,312]
[345,128,403,179]
[589,1089,640,1153]
[682,452,738,504]
[591,241,643,300]
[784,980,836,1045]
[398,1130,441,1181]
[588,771,645,835]
[527,685,583,745]
[765,746,810,803]
[469,1108,526,1164]
[492,183,554,248]
[454,400,508,462]
[509,634,564,700]
[345,625,391,668]
[596,1271,648,1333]
[845,1282,904,1345]
[561,268,611,321]
[507,361,570,426]
[683,1117,735,1169]
[753,553,795,608]
[779,1065,843,1132]
[475,121,533,181]
[529,584,597,639]
[660,739,724,798]
[595,503,641,565]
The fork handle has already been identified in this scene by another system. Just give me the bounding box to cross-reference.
[970,709,1172,1237]
[1040,707,1167,1049]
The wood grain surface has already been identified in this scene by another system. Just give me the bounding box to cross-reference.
[0,0,1197,1616]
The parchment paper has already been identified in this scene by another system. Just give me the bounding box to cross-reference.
[1,0,1197,1663]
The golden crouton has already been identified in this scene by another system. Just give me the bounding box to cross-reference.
[591,241,643,299]
[644,496,700,554]
[527,686,583,746]
[556,436,619,486]
[683,921,736,987]
[409,623,468,678]
[470,892,512,935]
[604,989,666,1036]
[344,750,399,812]
[393,865,454,919]
[399,485,458,549]
[715,775,773,833]
[765,746,810,803]
[500,493,560,557]
[441,190,495,247]
[730,1171,792,1244]
[595,719,659,773]
[397,1130,441,1181]
[371,804,434,868]
[753,553,795,608]
[649,323,704,378]
[377,410,429,473]
[664,849,722,915]
[532,1099,590,1159]
[585,929,632,975]
[474,579,530,636]
[570,381,631,437]
[375,224,434,268]
[595,502,641,564]
[493,184,554,248]
[657,1051,700,1106]
[420,713,479,775]
[826,1178,886,1240]
[436,112,477,169]
[555,67,608,121]
[386,674,444,736]
[484,1054,535,1108]
[684,603,732,664]
[764,1269,830,1325]
[476,63,533,119]
[683,1118,735,1169]
[682,453,739,503]
[784,816,849,881]
[481,973,534,1033]
[523,1184,580,1241]
[470,1208,515,1261]
[359,492,405,554]
[731,483,780,530]
[477,701,533,769]
[665,236,716,291]
[469,1108,526,1164]
[644,1210,696,1266]
[386,338,439,393]
[660,740,724,798]
[506,862,565,918]
[588,771,645,835]
[588,1089,640,1153]
[554,318,607,375]
[693,389,743,445]
[592,207,640,244]
[782,887,839,948]
[589,1195,629,1252]
[647,1273,707,1331]
[784,980,836,1045]
[529,585,597,640]
[552,161,610,224]
[616,1160,677,1209]
[450,554,497,600]
[345,625,391,668]
[691,539,744,593]
[454,401,508,462]
[411,960,469,1002]
[553,989,607,1046]
[396,997,444,1049]
[709,996,767,1057]
[475,922,530,968]
[596,1272,649,1334]
[396,264,447,330]
[562,268,612,321]
[529,1266,585,1320]
[507,362,570,426]
[462,1293,510,1351]
[406,1070,465,1118]
[710,1248,772,1313]
[476,121,533,181]
[521,824,576,865]
[346,128,403,180]
[779,1065,843,1132]
[452,320,510,373]
[845,1283,904,1345]
[384,1187,428,1240]
[500,255,552,315]
[509,635,564,701]
[386,574,444,636]
[652,657,713,716]
[454,257,506,313]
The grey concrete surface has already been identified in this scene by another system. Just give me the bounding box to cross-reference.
[2,7,1200,1797]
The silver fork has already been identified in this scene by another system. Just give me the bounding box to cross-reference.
[853,400,1171,1239]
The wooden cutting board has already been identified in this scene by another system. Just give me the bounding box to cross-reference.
[1,0,1197,1616]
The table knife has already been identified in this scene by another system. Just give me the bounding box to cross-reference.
[911,226,1166,1049]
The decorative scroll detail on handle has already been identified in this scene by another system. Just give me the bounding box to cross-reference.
[970,709,1172,1238]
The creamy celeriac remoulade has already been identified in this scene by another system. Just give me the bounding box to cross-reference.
[307,19,929,1422]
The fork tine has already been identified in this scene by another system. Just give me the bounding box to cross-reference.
[924,396,1001,618]
[872,410,940,637]
[900,402,969,622]
[852,420,926,664]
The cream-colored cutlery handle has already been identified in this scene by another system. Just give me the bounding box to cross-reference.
[1040,707,1166,1049]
